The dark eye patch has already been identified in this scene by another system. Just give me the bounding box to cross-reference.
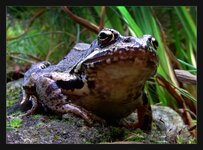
[99,32,109,40]
[56,79,84,91]
[152,39,158,50]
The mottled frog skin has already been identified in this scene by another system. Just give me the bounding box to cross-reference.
[21,28,159,131]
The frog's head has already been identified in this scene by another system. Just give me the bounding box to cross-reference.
[73,28,159,82]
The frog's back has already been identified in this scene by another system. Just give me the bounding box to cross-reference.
[48,43,91,72]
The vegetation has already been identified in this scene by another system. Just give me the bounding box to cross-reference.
[6,6,197,140]
[7,115,23,131]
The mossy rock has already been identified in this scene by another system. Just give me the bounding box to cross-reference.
[6,79,196,144]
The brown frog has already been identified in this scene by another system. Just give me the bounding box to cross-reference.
[21,28,158,131]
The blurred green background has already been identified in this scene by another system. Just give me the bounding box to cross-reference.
[6,6,197,130]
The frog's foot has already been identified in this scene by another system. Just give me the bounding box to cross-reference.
[20,89,30,107]
[83,110,107,126]
[20,95,39,118]
[124,93,152,132]
[61,104,106,126]
[55,103,94,125]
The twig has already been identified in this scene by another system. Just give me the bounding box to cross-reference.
[151,7,182,69]
[155,19,180,86]
[7,52,42,62]
[8,55,36,64]
[7,8,47,41]
[188,125,196,132]
[45,42,65,61]
[99,6,106,31]
[174,69,196,85]
[156,75,196,137]
[61,6,100,34]
[178,108,197,119]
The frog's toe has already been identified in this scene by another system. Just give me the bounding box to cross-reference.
[122,105,152,132]
[123,121,151,133]
[60,103,108,126]
[60,103,94,126]
[20,89,31,109]
[21,95,39,117]
[89,114,107,127]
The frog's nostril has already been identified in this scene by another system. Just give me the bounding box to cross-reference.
[124,37,132,43]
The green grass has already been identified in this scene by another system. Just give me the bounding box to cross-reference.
[115,6,196,110]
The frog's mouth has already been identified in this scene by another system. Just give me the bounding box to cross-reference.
[72,44,158,75]
[82,47,158,69]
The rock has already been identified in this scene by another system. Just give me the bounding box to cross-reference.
[6,79,196,144]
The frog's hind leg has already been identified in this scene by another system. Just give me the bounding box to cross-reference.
[21,61,51,117]
[136,93,152,131]
[20,90,39,117]
[124,93,152,132]
[35,75,106,125]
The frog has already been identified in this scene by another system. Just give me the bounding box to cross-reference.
[20,28,159,131]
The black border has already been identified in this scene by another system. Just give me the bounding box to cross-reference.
[1,0,201,149]
[1,0,6,146]
[4,0,198,6]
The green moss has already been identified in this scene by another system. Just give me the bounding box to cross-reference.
[176,135,197,144]
[124,130,146,142]
[84,141,92,144]
[54,134,60,140]
[7,117,22,129]
[35,122,45,129]
[123,129,167,144]
[6,83,22,109]
[187,139,197,144]
[11,111,22,116]
[108,126,125,141]
[6,127,15,132]
[32,114,42,119]
[6,100,16,108]
[7,111,23,131]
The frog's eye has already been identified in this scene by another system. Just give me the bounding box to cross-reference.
[98,30,114,41]
[151,37,158,50]
[98,30,114,45]
[146,36,158,50]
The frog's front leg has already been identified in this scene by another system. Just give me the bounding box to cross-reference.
[35,73,106,125]
[20,93,39,117]
[125,93,152,132]
[20,61,52,116]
